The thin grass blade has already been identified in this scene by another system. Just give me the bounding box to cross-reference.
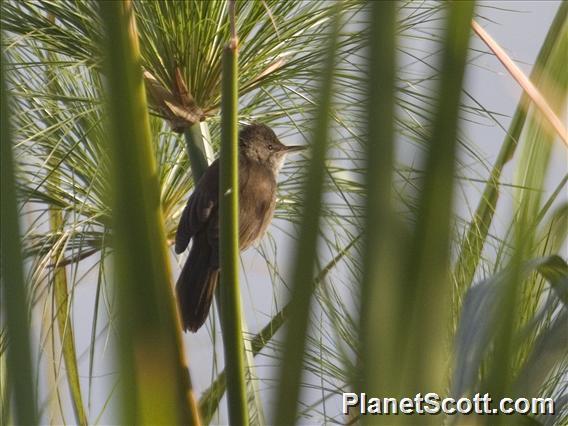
[453,3,567,297]
[43,23,88,421]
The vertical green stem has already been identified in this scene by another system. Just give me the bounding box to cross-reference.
[1,48,38,426]
[360,0,398,415]
[99,1,201,425]
[399,2,475,405]
[219,9,249,422]
[274,8,340,425]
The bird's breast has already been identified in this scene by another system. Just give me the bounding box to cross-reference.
[238,164,277,250]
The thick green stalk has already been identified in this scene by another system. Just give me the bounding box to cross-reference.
[399,1,475,406]
[359,1,398,416]
[181,44,264,426]
[219,28,249,425]
[98,1,201,424]
[274,9,340,426]
[453,3,568,300]
[184,122,214,182]
[1,49,38,426]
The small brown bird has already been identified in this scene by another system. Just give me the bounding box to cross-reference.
[175,123,305,332]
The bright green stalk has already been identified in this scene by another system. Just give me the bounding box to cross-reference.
[359,0,399,415]
[1,49,38,426]
[98,1,201,425]
[398,1,475,404]
[43,18,87,420]
[51,212,87,426]
[184,120,265,426]
[1,354,8,424]
[179,34,264,426]
[219,13,249,424]
[274,9,340,425]
[453,2,568,300]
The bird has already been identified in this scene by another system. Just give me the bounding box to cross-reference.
[175,123,305,332]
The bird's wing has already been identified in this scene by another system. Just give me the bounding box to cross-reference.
[175,159,220,254]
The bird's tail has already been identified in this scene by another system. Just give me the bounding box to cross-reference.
[176,232,219,332]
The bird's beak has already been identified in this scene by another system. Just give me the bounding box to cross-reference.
[282,145,306,153]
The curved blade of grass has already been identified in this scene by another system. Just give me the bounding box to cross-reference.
[453,2,567,298]
[1,47,39,426]
[471,19,567,145]
[274,6,340,425]
[98,1,201,424]
[51,217,87,426]
[453,255,568,398]
[513,308,568,399]
[487,16,568,408]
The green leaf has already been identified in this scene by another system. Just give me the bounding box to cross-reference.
[98,1,201,424]
[0,43,39,426]
[453,2,568,293]
[359,0,398,407]
[274,5,341,424]
[398,0,475,398]
[453,255,568,398]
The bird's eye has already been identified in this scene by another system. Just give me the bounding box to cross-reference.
[267,144,273,151]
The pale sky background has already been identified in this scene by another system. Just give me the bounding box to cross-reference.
[32,2,565,425]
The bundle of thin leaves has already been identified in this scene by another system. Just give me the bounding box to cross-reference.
[1,1,566,425]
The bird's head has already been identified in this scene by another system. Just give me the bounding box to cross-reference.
[239,123,305,172]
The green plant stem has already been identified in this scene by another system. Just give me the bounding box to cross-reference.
[487,15,567,414]
[274,8,340,425]
[51,211,87,426]
[98,1,201,425]
[219,34,249,425]
[199,235,360,422]
[399,0,475,405]
[452,2,568,303]
[43,15,88,420]
[1,48,38,426]
[359,1,398,413]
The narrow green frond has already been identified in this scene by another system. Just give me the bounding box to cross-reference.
[1,45,39,426]
[98,1,201,424]
[274,6,341,424]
